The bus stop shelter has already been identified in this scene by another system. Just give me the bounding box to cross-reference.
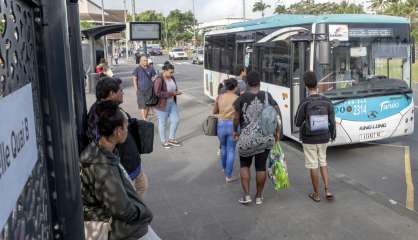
[81,24,126,92]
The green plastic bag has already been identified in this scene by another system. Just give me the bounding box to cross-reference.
[268,142,290,191]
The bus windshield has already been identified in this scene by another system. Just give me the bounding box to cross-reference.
[316,40,411,99]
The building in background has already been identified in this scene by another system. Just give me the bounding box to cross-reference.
[198,17,247,33]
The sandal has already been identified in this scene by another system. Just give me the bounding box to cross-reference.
[325,188,334,200]
[309,192,321,203]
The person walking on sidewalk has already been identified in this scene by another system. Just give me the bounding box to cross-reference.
[80,101,160,240]
[213,78,239,183]
[153,63,183,149]
[132,55,156,121]
[85,77,149,199]
[233,71,279,205]
[295,71,336,202]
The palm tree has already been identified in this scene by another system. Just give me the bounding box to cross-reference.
[369,0,388,14]
[253,0,271,17]
[274,5,287,14]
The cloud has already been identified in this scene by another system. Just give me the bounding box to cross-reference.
[102,0,369,23]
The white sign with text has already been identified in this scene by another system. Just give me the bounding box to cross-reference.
[0,84,38,229]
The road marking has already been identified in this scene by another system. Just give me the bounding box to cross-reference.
[404,146,415,211]
[366,142,415,211]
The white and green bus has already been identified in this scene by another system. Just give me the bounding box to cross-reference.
[203,14,415,145]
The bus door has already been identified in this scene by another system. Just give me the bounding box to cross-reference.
[290,40,310,135]
[236,40,254,71]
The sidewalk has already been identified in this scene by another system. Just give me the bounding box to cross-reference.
[86,85,418,240]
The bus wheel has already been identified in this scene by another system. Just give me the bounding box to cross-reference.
[277,108,285,140]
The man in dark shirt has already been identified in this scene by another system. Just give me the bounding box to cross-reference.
[132,55,157,121]
[85,77,148,198]
[295,71,336,202]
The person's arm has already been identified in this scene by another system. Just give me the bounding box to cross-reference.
[95,165,140,223]
[232,98,241,140]
[132,68,138,90]
[328,101,336,141]
[213,96,220,114]
[295,101,306,128]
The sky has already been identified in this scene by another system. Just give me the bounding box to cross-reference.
[100,0,369,22]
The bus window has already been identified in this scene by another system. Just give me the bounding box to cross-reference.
[258,41,290,87]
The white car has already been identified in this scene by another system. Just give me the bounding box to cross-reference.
[169,48,188,60]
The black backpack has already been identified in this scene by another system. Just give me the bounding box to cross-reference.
[304,96,330,136]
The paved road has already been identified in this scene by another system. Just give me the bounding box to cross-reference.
[101,57,418,239]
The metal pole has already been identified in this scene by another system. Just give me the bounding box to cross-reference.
[101,0,108,63]
[242,0,246,19]
[124,0,129,62]
[165,17,169,48]
[38,0,84,238]
[132,0,136,21]
[192,0,197,48]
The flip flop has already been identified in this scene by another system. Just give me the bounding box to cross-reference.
[309,193,321,203]
[325,188,334,200]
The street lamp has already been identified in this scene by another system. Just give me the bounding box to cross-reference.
[192,0,197,48]
[101,0,108,62]
[242,0,246,19]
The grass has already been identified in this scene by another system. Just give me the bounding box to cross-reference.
[413,62,418,83]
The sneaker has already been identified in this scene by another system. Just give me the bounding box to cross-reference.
[162,143,171,149]
[168,139,182,147]
[238,195,252,204]
[255,196,264,205]
[225,176,239,183]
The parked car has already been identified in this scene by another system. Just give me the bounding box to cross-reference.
[148,44,163,56]
[191,48,204,64]
[169,48,188,60]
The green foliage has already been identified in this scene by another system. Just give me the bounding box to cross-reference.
[253,1,271,17]
[274,1,364,15]
[80,20,93,29]
[369,0,418,39]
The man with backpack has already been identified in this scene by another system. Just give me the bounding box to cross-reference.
[295,71,336,202]
[233,71,280,205]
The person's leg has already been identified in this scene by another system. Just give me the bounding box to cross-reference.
[168,102,180,142]
[154,108,168,144]
[239,156,252,196]
[134,171,149,199]
[318,144,333,199]
[225,122,236,179]
[217,121,227,172]
[303,144,320,201]
[143,107,150,120]
[254,150,269,199]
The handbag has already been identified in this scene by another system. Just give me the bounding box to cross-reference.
[84,220,111,240]
[145,72,160,107]
[120,109,154,154]
[203,115,218,136]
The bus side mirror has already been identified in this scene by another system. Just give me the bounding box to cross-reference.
[412,39,416,64]
[319,41,330,65]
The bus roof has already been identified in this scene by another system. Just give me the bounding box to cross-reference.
[207,14,409,35]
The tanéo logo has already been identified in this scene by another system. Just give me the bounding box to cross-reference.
[380,101,400,111]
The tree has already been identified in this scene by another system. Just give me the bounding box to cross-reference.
[80,20,93,29]
[369,0,388,13]
[253,0,271,17]
[166,10,195,46]
[274,5,288,14]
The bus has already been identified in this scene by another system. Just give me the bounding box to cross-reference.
[203,14,415,145]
